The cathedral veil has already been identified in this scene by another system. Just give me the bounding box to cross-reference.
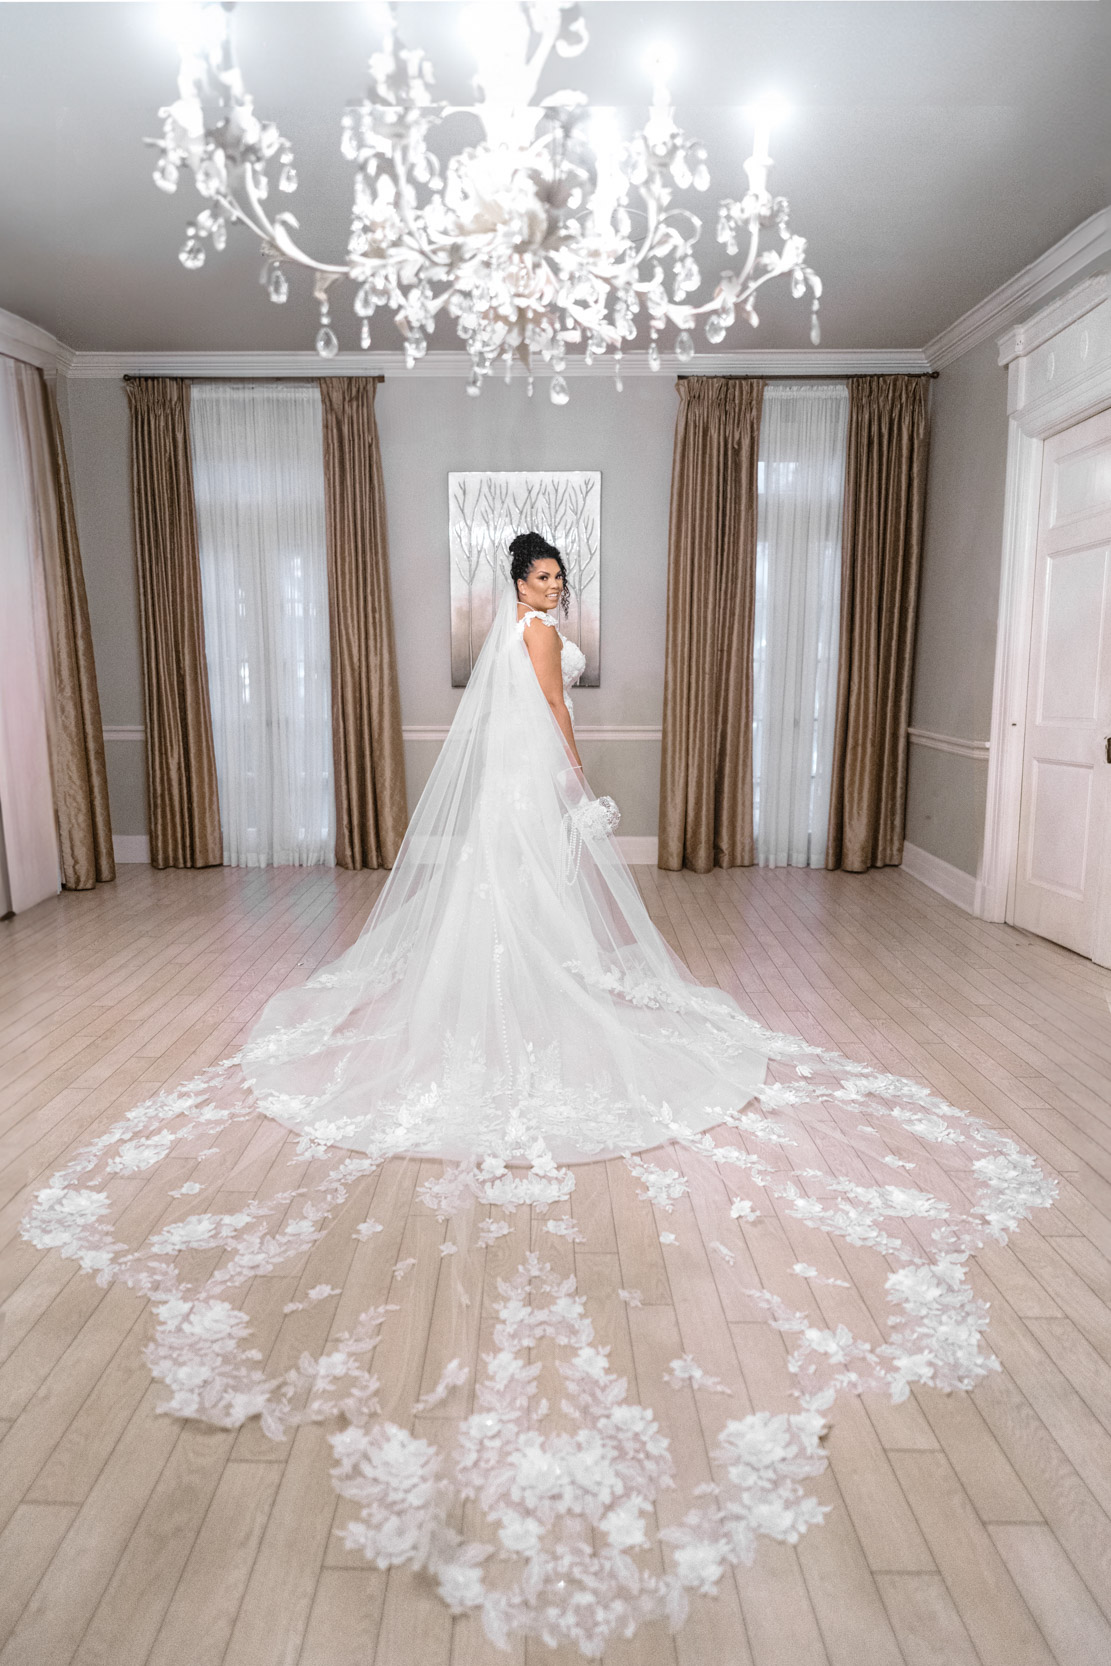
[242,578,770,1161]
[22,572,1057,1656]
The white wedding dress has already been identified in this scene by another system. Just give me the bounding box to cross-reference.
[240,589,769,1163]
[24,581,1057,1657]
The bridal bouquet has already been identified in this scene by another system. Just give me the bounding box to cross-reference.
[562,794,621,883]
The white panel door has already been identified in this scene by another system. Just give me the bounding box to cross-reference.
[1013,404,1111,963]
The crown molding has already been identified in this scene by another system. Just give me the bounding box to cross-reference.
[0,305,75,375]
[996,271,1111,367]
[63,345,929,381]
[923,204,1111,372]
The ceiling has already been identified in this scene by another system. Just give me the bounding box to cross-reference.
[0,0,1109,355]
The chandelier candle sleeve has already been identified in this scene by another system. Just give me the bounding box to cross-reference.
[149,1,823,396]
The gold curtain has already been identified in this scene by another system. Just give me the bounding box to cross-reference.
[319,378,407,869]
[125,378,222,869]
[659,377,765,872]
[15,365,115,890]
[826,375,931,872]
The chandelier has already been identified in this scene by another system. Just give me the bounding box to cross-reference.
[150,1,822,400]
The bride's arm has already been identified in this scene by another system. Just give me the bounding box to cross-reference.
[522,618,584,771]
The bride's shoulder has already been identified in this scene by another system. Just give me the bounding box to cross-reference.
[516,608,560,637]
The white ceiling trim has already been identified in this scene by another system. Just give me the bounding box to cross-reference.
[996,271,1110,367]
[63,345,929,380]
[923,204,1111,372]
[0,305,74,375]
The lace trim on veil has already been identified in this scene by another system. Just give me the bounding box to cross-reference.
[20,581,1058,1656]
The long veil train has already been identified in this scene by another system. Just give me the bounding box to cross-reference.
[24,580,1056,1655]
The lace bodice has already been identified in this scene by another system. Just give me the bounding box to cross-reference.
[516,608,586,719]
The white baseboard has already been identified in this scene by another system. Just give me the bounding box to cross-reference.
[113,834,151,864]
[617,836,658,865]
[901,841,981,914]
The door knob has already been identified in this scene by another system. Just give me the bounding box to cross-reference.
[1106,736,1111,764]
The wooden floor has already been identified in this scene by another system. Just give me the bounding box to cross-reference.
[2,862,1111,1665]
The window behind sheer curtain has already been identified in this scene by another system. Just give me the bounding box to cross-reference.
[753,383,849,868]
[190,383,335,868]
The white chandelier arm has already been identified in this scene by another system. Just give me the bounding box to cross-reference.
[149,1,823,394]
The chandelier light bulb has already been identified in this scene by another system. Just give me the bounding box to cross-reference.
[364,2,393,32]
[161,1,225,61]
[146,0,823,395]
[744,94,791,135]
[644,43,675,87]
[741,95,789,200]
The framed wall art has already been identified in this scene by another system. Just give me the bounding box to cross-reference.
[448,471,601,686]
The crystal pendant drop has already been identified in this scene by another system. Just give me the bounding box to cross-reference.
[268,266,289,304]
[152,157,179,194]
[704,313,727,345]
[647,339,661,372]
[179,238,205,271]
[315,326,339,359]
[360,319,371,350]
[549,375,570,406]
[211,216,227,252]
[674,330,695,363]
[810,311,821,346]
[279,164,298,193]
[466,370,483,397]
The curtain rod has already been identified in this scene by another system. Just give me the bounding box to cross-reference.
[122,374,383,383]
[677,370,939,381]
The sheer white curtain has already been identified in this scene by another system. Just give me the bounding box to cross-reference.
[753,383,849,868]
[190,383,335,868]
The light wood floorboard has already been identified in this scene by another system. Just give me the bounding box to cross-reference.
[2,863,1110,1663]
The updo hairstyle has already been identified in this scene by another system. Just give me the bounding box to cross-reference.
[509,530,570,615]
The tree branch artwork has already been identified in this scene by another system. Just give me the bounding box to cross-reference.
[449,473,601,686]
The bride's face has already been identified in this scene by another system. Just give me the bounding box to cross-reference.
[516,560,563,612]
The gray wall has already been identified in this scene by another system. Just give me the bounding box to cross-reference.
[63,349,1071,877]
[60,372,678,840]
[905,336,1010,876]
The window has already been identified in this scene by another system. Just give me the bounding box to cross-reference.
[752,383,848,867]
[191,383,335,867]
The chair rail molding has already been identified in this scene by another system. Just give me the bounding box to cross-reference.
[403,724,662,742]
[980,274,1111,924]
[907,727,990,761]
[107,723,665,744]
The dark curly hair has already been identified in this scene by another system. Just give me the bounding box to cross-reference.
[509,530,570,615]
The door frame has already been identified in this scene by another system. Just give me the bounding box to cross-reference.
[980,273,1111,923]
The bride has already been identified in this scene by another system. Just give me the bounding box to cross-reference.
[25,530,1056,1656]
[240,528,769,1163]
